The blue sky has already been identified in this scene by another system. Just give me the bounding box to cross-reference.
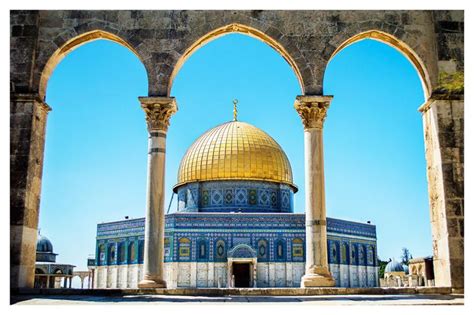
[41,34,430,279]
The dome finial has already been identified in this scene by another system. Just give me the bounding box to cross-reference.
[233,99,238,121]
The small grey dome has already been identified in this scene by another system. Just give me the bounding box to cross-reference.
[384,258,405,273]
[36,234,53,253]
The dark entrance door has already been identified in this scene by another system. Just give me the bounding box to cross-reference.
[233,263,251,288]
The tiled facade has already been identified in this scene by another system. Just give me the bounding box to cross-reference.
[177,181,294,213]
[94,213,379,288]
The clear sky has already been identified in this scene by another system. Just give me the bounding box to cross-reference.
[41,34,431,284]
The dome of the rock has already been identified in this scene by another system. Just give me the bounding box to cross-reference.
[174,121,296,191]
[173,120,297,213]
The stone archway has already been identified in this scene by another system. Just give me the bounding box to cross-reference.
[325,30,432,99]
[320,29,464,288]
[167,23,306,96]
[10,28,150,290]
[227,244,258,288]
[38,30,143,100]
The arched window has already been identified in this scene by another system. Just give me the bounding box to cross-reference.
[215,239,226,261]
[98,244,106,266]
[351,244,358,265]
[341,243,348,264]
[178,238,191,260]
[275,239,286,261]
[367,246,374,265]
[128,241,136,263]
[138,240,144,264]
[330,242,338,263]
[292,238,303,259]
[197,239,207,260]
[359,245,366,265]
[108,244,116,265]
[118,243,126,264]
[257,239,268,261]
[164,237,171,259]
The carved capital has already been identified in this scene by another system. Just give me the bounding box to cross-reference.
[139,97,178,132]
[294,95,333,130]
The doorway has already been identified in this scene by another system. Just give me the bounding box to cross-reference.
[232,262,251,288]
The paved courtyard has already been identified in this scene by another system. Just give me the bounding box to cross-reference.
[11,294,464,305]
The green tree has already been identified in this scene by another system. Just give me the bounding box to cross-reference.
[377,257,388,279]
[400,247,413,266]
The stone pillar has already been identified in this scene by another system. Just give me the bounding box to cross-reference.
[10,93,51,289]
[294,95,335,287]
[137,97,177,288]
[253,261,257,288]
[419,97,464,289]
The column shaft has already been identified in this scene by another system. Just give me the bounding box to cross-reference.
[141,131,167,287]
[10,94,51,289]
[304,128,329,272]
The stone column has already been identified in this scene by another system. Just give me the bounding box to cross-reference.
[294,95,335,287]
[253,261,257,288]
[11,93,51,289]
[419,97,464,289]
[137,97,177,288]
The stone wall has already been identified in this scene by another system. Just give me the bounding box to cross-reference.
[11,10,464,98]
[93,262,380,289]
[329,264,378,288]
[421,99,464,289]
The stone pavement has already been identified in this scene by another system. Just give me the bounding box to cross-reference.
[11,294,464,305]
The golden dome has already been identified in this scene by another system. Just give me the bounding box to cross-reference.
[174,121,296,191]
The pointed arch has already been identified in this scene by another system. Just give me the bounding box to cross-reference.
[168,23,305,96]
[39,29,143,100]
[326,30,432,99]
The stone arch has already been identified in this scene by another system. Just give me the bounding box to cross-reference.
[324,30,432,99]
[35,267,45,274]
[38,29,145,100]
[228,243,257,259]
[167,23,306,96]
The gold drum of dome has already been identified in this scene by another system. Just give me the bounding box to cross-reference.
[174,121,297,192]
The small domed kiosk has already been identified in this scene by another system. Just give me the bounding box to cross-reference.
[34,231,75,288]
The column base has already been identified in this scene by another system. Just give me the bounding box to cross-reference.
[138,278,167,289]
[301,271,335,287]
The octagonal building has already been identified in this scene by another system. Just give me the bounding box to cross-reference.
[93,119,379,289]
